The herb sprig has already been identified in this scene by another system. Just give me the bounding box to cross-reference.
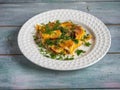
[75,50,85,56]
[85,42,91,47]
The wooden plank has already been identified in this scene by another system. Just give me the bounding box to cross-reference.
[0,25,119,54]
[0,54,120,89]
[87,2,120,24]
[0,2,120,26]
[0,27,21,54]
[0,3,87,26]
[108,25,120,52]
[0,0,120,3]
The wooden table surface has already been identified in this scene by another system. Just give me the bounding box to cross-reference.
[0,0,120,89]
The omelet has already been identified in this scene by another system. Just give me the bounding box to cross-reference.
[35,20,92,55]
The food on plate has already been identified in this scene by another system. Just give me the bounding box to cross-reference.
[34,20,92,60]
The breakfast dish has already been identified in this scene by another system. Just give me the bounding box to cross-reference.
[18,9,111,70]
[34,20,92,60]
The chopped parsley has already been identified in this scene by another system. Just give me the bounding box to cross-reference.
[64,56,74,60]
[60,27,68,35]
[75,50,85,56]
[84,34,89,39]
[53,20,60,30]
[50,53,57,59]
[73,39,79,44]
[85,42,91,47]
[57,55,63,60]
[70,31,75,39]
[64,36,71,40]
[40,48,44,52]
[38,42,43,47]
[45,39,54,46]
[44,24,52,34]
[33,35,37,40]
[54,38,60,45]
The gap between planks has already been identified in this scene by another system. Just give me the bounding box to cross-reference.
[0,52,119,56]
[0,54,22,56]
[0,1,120,4]
[0,24,120,27]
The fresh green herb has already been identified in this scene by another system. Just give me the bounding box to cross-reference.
[83,35,87,39]
[45,24,49,31]
[73,39,79,44]
[59,27,68,34]
[64,56,74,60]
[65,36,71,40]
[60,35,71,40]
[58,27,69,40]
[33,35,37,40]
[66,57,74,60]
[53,20,60,30]
[44,24,52,34]
[40,48,51,57]
[38,42,43,47]
[40,48,44,52]
[50,53,57,59]
[45,38,60,46]
[54,38,60,45]
[57,55,63,60]
[60,33,65,39]
[87,34,89,36]
[84,34,89,39]
[44,55,50,58]
[70,31,75,39]
[45,39,54,46]
[85,42,91,47]
[75,50,85,56]
[56,20,60,23]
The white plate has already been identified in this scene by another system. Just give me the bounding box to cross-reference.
[18,9,111,70]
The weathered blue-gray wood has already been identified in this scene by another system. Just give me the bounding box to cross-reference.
[108,25,120,52]
[0,25,119,54]
[0,27,21,54]
[0,54,120,89]
[88,2,120,24]
[0,1,120,89]
[0,3,87,26]
[0,0,120,3]
[0,2,120,26]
